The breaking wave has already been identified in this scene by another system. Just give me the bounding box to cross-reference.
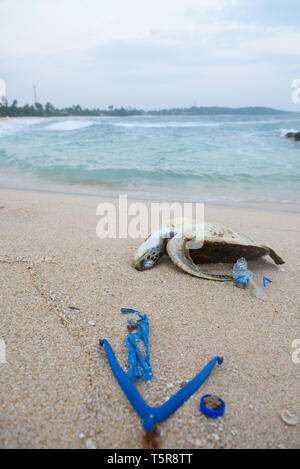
[45,120,94,131]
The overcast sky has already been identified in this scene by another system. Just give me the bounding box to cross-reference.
[1,0,300,110]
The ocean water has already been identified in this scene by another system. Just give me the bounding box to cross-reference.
[0,113,300,209]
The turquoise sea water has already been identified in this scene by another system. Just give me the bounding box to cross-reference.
[0,113,300,209]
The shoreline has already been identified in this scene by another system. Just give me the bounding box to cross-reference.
[1,182,300,215]
[0,187,299,448]
[1,115,300,215]
[1,108,299,121]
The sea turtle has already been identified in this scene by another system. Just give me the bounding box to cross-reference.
[133,218,284,281]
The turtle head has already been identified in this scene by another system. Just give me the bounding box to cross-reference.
[134,245,163,271]
[133,226,175,271]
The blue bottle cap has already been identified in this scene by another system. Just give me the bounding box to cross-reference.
[235,275,249,289]
[200,394,226,418]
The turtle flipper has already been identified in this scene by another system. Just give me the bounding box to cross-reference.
[263,246,285,265]
[166,235,233,282]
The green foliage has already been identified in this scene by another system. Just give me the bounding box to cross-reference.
[0,100,291,118]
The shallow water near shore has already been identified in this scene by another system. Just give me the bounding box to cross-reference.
[0,113,300,210]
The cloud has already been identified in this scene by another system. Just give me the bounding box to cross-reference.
[1,0,300,109]
[0,0,240,56]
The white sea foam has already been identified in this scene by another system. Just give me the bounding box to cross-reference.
[226,119,300,125]
[114,122,220,128]
[0,118,44,136]
[280,128,299,137]
[45,120,94,131]
[114,118,300,129]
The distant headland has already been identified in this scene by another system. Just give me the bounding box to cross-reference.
[0,100,296,118]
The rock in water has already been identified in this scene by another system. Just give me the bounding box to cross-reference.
[285,131,300,141]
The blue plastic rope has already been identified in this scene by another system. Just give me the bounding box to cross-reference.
[121,308,153,382]
[100,338,223,431]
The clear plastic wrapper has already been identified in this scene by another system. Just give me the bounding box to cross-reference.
[233,258,267,302]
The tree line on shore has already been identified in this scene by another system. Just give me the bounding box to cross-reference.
[0,100,141,117]
[0,100,291,118]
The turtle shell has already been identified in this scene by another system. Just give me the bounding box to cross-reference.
[187,222,269,264]
[165,220,284,281]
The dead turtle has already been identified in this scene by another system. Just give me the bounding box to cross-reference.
[134,218,284,281]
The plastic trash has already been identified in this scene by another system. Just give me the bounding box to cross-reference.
[121,308,153,382]
[233,258,267,302]
[100,338,223,431]
[200,394,226,419]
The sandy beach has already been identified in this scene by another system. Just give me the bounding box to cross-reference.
[0,187,299,449]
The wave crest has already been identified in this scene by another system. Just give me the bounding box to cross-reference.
[45,120,94,131]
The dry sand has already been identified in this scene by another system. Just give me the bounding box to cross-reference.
[0,188,299,449]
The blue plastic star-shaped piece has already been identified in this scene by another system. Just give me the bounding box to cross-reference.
[100,338,223,431]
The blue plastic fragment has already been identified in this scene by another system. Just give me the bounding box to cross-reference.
[121,308,153,382]
[200,394,226,419]
[100,338,223,431]
[263,277,272,288]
